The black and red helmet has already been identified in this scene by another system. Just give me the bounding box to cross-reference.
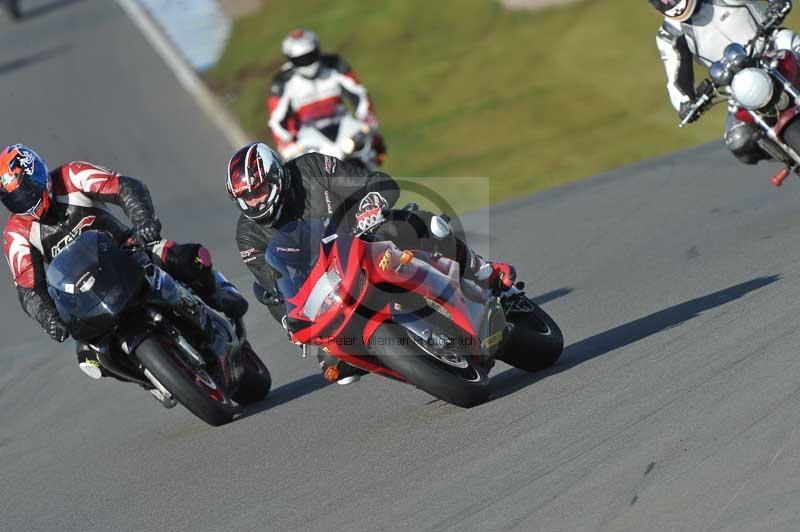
[649,0,698,21]
[226,143,289,225]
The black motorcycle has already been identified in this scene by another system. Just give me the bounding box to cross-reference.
[46,231,271,426]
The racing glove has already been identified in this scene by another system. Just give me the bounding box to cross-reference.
[45,314,69,343]
[136,218,162,245]
[679,101,703,124]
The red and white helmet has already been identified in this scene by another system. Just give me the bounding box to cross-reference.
[226,143,289,225]
[649,0,698,21]
[282,29,321,78]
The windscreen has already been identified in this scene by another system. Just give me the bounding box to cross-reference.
[265,218,329,299]
[46,231,143,329]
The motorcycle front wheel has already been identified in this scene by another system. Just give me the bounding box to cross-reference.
[370,323,491,408]
[232,348,272,405]
[497,297,563,372]
[135,337,239,426]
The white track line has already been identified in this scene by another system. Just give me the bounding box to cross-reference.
[115,0,250,150]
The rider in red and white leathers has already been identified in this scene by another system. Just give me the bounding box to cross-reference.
[653,0,798,163]
[0,144,249,379]
[267,29,385,161]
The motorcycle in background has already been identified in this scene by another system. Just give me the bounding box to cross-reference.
[47,231,271,426]
[284,114,383,171]
[679,8,800,186]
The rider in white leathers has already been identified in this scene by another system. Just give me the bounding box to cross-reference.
[653,0,798,163]
[267,29,384,162]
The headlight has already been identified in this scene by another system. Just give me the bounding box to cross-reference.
[341,138,356,155]
[304,266,343,319]
[731,68,774,110]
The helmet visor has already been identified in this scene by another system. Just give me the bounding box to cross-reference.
[1,179,44,215]
[650,0,690,16]
[289,49,320,67]
[236,181,278,210]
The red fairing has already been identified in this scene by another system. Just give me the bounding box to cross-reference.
[54,162,120,196]
[286,235,482,382]
[3,216,35,288]
[778,50,800,85]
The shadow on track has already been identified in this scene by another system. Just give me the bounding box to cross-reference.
[491,275,780,400]
[239,373,330,418]
[531,287,573,306]
[19,0,85,19]
[0,45,69,76]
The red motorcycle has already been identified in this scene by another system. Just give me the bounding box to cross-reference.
[679,9,800,186]
[266,217,563,407]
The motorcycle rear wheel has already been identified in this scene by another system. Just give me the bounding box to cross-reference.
[498,298,563,372]
[370,323,491,408]
[136,337,239,426]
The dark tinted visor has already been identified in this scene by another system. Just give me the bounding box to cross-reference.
[1,178,44,214]
[650,0,682,13]
[289,49,320,67]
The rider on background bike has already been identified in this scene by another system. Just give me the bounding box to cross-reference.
[1,144,249,380]
[227,143,516,384]
[267,29,386,162]
[652,0,797,163]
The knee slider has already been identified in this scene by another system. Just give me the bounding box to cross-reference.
[430,215,452,240]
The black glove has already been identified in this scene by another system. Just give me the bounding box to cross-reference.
[136,218,162,245]
[44,314,69,343]
[679,100,703,124]
[767,0,792,21]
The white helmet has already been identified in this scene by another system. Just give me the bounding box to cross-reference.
[282,29,321,78]
[649,0,698,21]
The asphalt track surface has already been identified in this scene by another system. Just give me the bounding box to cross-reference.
[3,2,800,532]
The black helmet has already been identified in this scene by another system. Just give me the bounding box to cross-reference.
[226,143,289,225]
[650,0,698,21]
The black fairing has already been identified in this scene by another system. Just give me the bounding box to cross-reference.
[47,231,145,340]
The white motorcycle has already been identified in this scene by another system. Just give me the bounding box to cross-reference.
[680,7,800,186]
[284,114,382,171]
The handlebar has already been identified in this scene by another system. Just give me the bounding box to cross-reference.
[678,92,713,128]
[745,8,789,51]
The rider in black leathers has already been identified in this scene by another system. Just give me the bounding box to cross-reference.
[227,143,516,384]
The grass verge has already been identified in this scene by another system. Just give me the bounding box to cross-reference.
[208,0,800,212]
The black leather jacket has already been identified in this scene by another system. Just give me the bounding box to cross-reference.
[235,152,398,296]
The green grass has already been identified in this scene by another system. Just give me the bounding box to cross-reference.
[208,0,800,212]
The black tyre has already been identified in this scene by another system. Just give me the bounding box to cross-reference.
[370,323,490,408]
[782,118,800,152]
[135,337,239,426]
[498,299,563,372]
[232,348,272,404]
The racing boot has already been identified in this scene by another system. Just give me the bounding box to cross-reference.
[458,241,516,294]
[317,349,367,385]
[207,270,249,321]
